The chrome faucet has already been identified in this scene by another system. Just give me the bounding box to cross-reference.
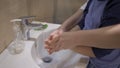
[11,16,43,40]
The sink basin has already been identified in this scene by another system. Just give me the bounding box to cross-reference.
[31,25,89,68]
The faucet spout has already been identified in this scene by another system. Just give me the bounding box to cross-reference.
[11,16,44,40]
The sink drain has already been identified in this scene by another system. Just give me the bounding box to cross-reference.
[42,56,53,63]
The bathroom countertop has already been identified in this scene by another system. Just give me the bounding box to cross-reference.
[0,22,60,68]
[0,23,59,68]
[0,41,41,68]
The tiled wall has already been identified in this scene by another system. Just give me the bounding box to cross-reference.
[28,0,54,22]
[0,0,86,53]
[55,0,86,23]
[28,0,86,23]
[0,0,28,53]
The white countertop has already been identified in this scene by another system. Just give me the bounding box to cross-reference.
[0,41,40,68]
[0,23,61,68]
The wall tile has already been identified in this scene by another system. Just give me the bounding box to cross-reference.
[0,0,28,53]
[28,0,54,22]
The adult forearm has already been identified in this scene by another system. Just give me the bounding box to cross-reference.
[60,9,83,31]
[66,24,120,49]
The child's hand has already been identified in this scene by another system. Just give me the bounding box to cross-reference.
[54,32,77,51]
[44,29,63,54]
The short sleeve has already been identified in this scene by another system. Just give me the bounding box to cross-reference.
[93,0,120,58]
[100,0,120,27]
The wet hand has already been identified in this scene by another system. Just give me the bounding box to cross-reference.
[44,29,63,54]
[54,32,77,51]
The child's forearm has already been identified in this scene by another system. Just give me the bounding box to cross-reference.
[60,9,83,31]
[71,24,120,49]
[71,46,95,57]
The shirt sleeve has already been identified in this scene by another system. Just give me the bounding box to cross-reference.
[93,0,120,58]
[100,0,120,27]
[80,1,89,10]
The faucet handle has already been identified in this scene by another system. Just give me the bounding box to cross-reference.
[10,19,22,23]
[19,16,36,25]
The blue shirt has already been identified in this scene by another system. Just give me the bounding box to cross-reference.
[78,0,120,68]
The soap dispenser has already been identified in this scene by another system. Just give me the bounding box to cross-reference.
[8,19,25,55]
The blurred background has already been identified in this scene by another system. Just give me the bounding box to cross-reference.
[0,0,86,53]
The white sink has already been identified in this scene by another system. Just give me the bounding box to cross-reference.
[31,23,89,68]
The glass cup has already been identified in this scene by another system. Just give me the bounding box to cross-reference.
[8,40,25,55]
